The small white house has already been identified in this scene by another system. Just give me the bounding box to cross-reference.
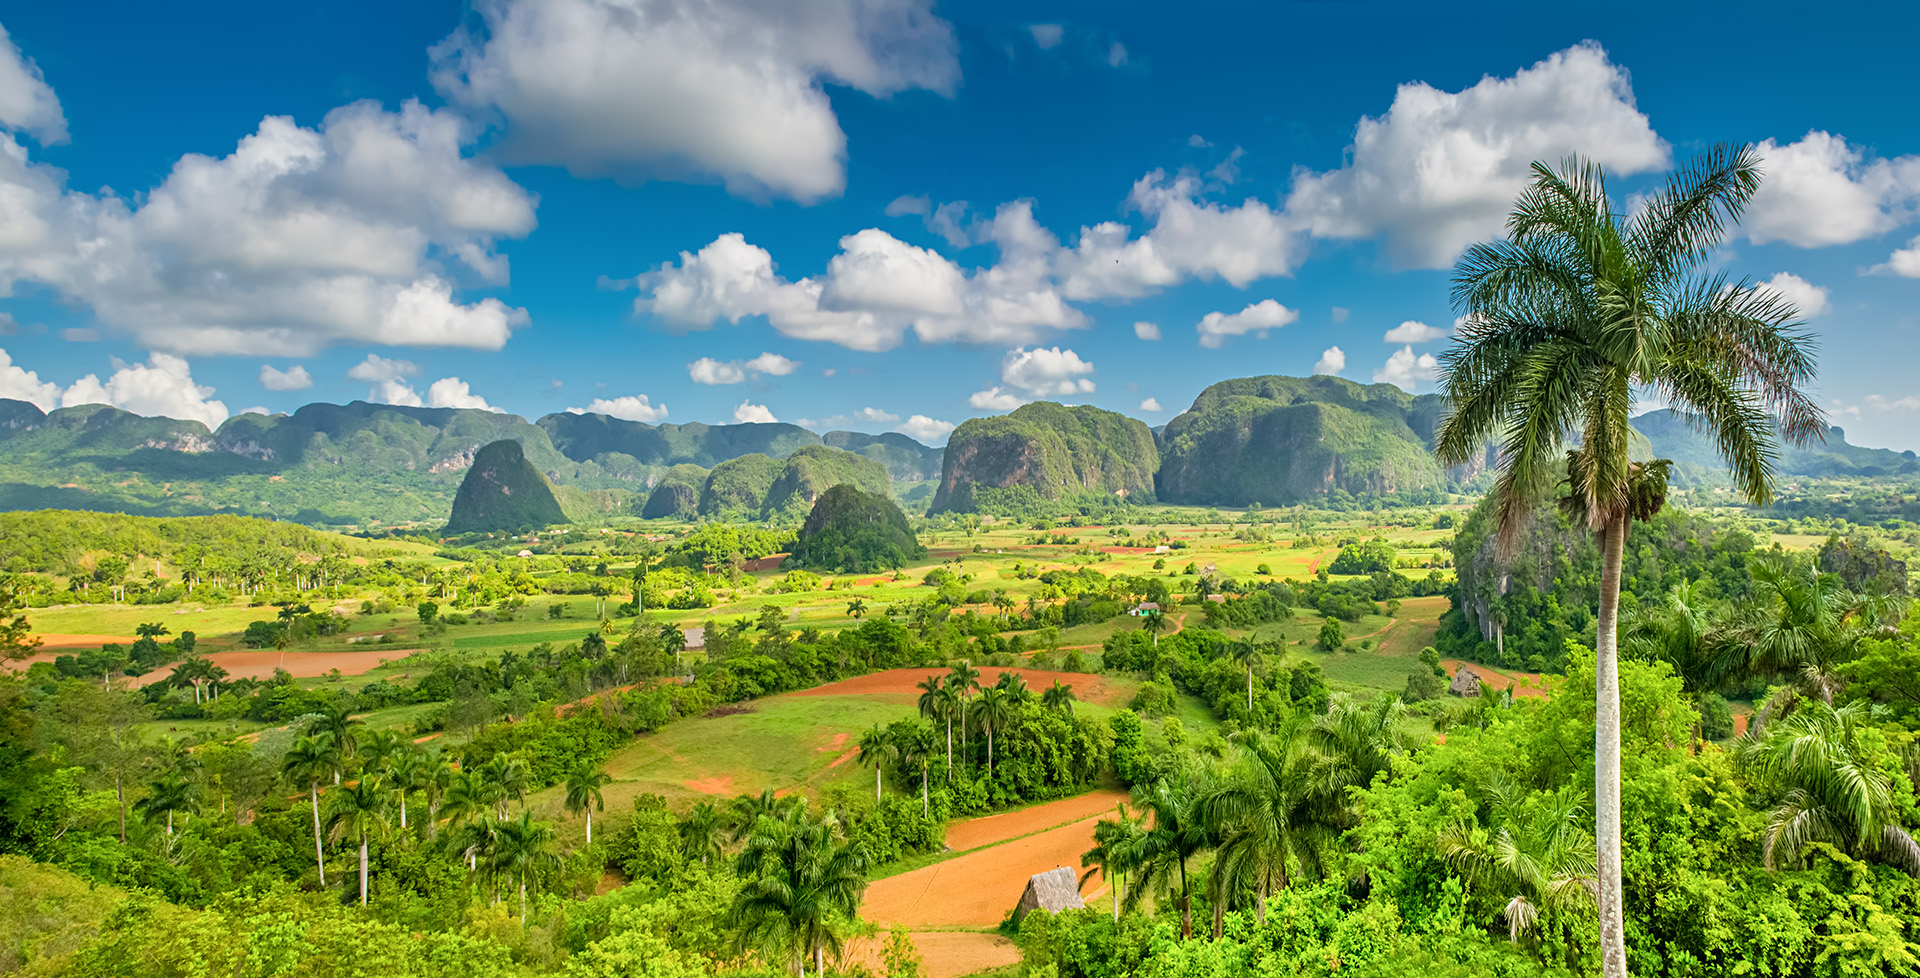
[1129,602,1161,617]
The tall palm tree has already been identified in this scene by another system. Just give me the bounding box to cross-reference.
[1081,804,1148,922]
[729,806,870,977]
[1314,694,1418,803]
[1229,642,1262,713]
[326,777,388,907]
[1128,771,1215,939]
[679,801,727,866]
[1620,580,1740,743]
[1439,779,1598,943]
[386,749,429,831]
[136,771,199,837]
[974,686,1013,779]
[281,734,335,886]
[1734,554,1901,733]
[477,754,532,818]
[994,670,1032,705]
[1740,701,1920,876]
[1203,725,1339,929]
[914,675,950,777]
[948,661,981,773]
[730,789,798,843]
[1141,609,1168,647]
[307,703,362,784]
[890,720,935,816]
[491,812,561,921]
[1042,680,1077,715]
[564,759,613,845]
[856,724,893,802]
[1436,145,1823,978]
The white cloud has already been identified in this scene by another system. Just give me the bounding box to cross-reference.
[258,364,313,391]
[884,195,971,248]
[1107,42,1128,68]
[1188,134,1211,149]
[1285,42,1668,269]
[1138,397,1163,412]
[852,406,898,422]
[732,400,778,424]
[61,353,229,428]
[896,414,954,444]
[1755,272,1831,318]
[1745,132,1920,247]
[1873,236,1920,278]
[571,394,668,422]
[1374,345,1441,392]
[1382,320,1446,343]
[1313,346,1346,376]
[797,406,900,429]
[0,23,66,144]
[1133,321,1161,341]
[431,0,958,203]
[1059,170,1300,300]
[1028,24,1064,49]
[969,387,1026,411]
[689,350,802,384]
[1331,306,1350,323]
[348,354,418,382]
[368,379,423,407]
[241,406,272,416]
[885,195,929,217]
[0,346,61,409]
[1196,299,1298,349]
[0,97,536,355]
[1000,346,1096,396]
[426,377,503,412]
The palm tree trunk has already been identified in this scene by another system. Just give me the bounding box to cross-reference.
[520,879,528,920]
[945,716,952,780]
[1246,665,1253,712]
[116,774,125,842]
[876,764,882,802]
[311,783,326,886]
[921,765,929,816]
[586,807,593,846]
[987,726,994,778]
[358,832,369,906]
[1114,871,1122,921]
[1594,516,1628,978]
[1178,858,1192,940]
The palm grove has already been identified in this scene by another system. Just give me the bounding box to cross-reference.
[2,147,1918,978]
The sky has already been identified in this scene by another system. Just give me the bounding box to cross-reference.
[0,1,1917,450]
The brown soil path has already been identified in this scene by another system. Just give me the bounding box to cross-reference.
[864,814,1108,927]
[1440,659,1553,699]
[789,668,1126,707]
[941,789,1129,853]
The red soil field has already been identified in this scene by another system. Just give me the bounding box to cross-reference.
[124,648,418,686]
[844,932,1020,978]
[862,808,1111,927]
[942,789,1129,854]
[1441,659,1553,699]
[789,667,1124,707]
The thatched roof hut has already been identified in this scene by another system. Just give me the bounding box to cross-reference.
[1013,867,1085,923]
[1449,666,1482,698]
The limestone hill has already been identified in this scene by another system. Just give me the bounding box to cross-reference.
[930,402,1158,513]
[444,440,569,534]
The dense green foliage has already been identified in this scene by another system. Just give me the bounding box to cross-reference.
[932,402,1159,514]
[821,432,944,482]
[790,485,924,572]
[446,441,571,534]
[1156,376,1457,507]
[640,465,711,520]
[698,455,783,519]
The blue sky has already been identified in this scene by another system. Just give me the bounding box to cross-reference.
[1,1,1917,449]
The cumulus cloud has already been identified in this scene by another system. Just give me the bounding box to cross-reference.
[1027,24,1064,49]
[426,377,502,411]
[1133,321,1161,341]
[732,400,778,424]
[348,354,418,382]
[1138,397,1163,412]
[687,351,799,385]
[431,0,958,203]
[1058,170,1300,300]
[1745,131,1920,247]
[1196,299,1298,349]
[634,205,1084,351]
[1313,346,1346,376]
[968,387,1025,411]
[1876,237,1920,278]
[1106,42,1128,68]
[60,353,229,428]
[0,23,66,144]
[1285,42,1668,269]
[258,364,313,391]
[1374,345,1441,392]
[1383,320,1446,343]
[570,394,668,422]
[0,346,61,409]
[896,414,954,444]
[1755,272,1831,318]
[1000,346,1095,396]
[241,406,272,416]
[0,95,536,355]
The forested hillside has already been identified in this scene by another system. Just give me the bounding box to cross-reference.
[931,402,1159,513]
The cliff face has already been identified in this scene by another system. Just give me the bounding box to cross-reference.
[444,440,569,533]
[1155,375,1448,506]
[930,402,1159,513]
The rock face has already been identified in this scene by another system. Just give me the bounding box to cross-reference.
[822,430,945,481]
[1156,375,1449,506]
[639,464,709,520]
[444,440,569,533]
[930,402,1158,513]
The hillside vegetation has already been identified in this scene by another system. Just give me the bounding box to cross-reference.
[931,402,1158,513]
[444,440,570,534]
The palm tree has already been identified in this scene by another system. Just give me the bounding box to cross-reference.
[1042,680,1077,714]
[994,669,1032,705]
[1733,554,1901,733]
[846,598,867,619]
[477,754,533,818]
[974,686,1013,779]
[856,724,893,802]
[915,675,952,778]
[1141,609,1168,647]
[1314,694,1418,802]
[282,734,335,886]
[564,759,612,845]
[1229,642,1262,713]
[1081,804,1148,922]
[386,749,428,831]
[679,801,727,866]
[1203,725,1338,929]
[1620,580,1740,743]
[1740,701,1920,875]
[730,789,799,842]
[1128,771,1215,939]
[1439,779,1598,943]
[307,703,362,783]
[1435,145,1823,978]
[136,771,199,837]
[890,720,935,816]
[326,777,388,906]
[948,661,980,773]
[491,812,561,921]
[729,806,870,977]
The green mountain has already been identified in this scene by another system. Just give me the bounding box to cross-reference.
[822,431,944,481]
[537,413,824,468]
[761,446,893,518]
[1155,375,1452,506]
[1631,410,1920,484]
[930,402,1158,514]
[790,483,924,572]
[444,440,570,534]
[697,454,783,518]
[639,464,710,520]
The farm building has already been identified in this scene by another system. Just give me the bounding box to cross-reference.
[1012,867,1085,924]
[1449,666,1482,697]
